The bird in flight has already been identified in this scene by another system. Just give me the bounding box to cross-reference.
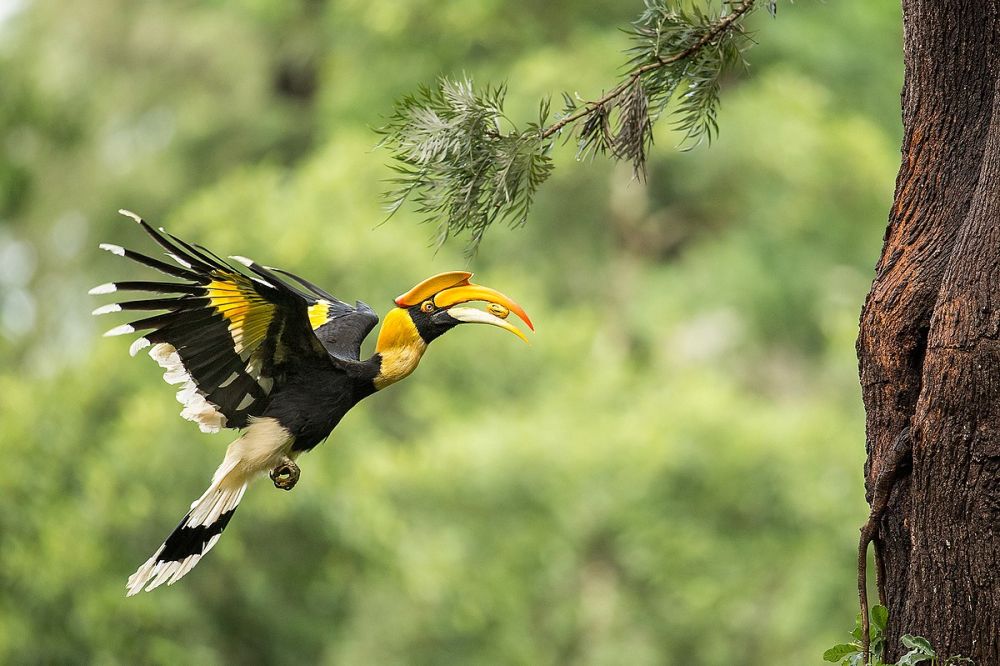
[91,210,533,596]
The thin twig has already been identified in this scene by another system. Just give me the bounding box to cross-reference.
[539,0,756,140]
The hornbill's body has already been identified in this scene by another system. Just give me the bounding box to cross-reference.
[92,210,532,596]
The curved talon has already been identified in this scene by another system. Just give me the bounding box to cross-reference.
[269,457,300,491]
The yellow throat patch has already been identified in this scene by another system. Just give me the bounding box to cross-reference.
[373,308,427,390]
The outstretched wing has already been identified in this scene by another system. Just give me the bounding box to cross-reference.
[91,210,371,433]
[275,268,379,361]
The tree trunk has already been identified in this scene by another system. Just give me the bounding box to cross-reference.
[858,1,1000,661]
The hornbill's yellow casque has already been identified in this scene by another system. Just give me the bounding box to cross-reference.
[92,210,533,596]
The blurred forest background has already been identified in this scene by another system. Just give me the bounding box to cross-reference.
[0,1,902,663]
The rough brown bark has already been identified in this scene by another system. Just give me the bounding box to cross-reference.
[857,1,999,661]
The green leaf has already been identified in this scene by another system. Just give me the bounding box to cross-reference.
[900,635,936,656]
[896,649,935,666]
[824,644,860,662]
[852,612,864,641]
[871,604,889,633]
[871,635,885,658]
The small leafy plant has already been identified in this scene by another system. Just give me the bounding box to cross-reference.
[823,605,973,666]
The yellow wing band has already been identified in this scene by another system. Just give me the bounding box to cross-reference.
[206,278,277,354]
[307,301,330,329]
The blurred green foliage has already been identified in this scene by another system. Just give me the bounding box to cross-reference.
[0,1,901,663]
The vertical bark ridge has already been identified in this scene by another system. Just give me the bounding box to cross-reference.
[905,64,1000,661]
[857,1,997,659]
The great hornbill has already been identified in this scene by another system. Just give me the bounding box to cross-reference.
[91,210,533,596]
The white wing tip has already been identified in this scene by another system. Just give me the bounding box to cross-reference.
[92,303,122,316]
[129,337,151,357]
[99,243,125,256]
[229,255,254,267]
[167,253,192,269]
[103,323,135,337]
[118,209,142,223]
[89,282,117,295]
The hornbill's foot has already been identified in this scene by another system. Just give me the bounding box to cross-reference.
[270,457,300,491]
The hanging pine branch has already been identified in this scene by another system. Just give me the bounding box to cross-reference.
[378,0,760,254]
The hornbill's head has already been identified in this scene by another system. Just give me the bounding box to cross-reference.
[372,271,533,389]
[394,271,533,343]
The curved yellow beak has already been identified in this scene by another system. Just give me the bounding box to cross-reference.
[432,284,533,331]
[436,283,533,344]
[444,306,530,344]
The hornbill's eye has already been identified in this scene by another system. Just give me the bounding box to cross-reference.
[420,300,435,313]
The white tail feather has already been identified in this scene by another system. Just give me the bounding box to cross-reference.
[125,469,248,596]
[125,418,294,596]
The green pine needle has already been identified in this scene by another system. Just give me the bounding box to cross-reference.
[378,0,757,254]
